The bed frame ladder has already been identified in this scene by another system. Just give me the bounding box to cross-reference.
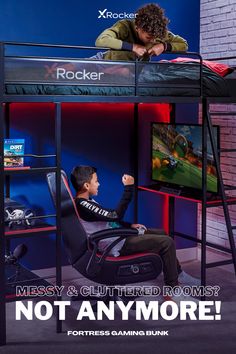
[201,100,236,283]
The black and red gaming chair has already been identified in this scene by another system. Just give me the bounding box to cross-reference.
[46,172,162,285]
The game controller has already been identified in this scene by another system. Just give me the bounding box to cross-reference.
[137,226,146,235]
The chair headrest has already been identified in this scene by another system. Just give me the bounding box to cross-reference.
[46,170,88,265]
[46,171,78,217]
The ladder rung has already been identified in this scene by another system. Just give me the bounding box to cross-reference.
[206,200,236,207]
[210,112,236,116]
[220,148,236,153]
[231,226,236,230]
[227,201,236,206]
[206,259,233,268]
[224,185,236,190]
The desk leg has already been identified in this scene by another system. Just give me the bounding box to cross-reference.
[133,103,139,223]
[168,196,175,239]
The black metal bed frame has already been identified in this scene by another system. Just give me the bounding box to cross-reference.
[0,41,236,346]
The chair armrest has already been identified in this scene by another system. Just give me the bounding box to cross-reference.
[86,228,138,278]
[89,228,138,242]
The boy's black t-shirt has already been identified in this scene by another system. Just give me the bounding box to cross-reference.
[75,185,134,256]
[75,185,134,223]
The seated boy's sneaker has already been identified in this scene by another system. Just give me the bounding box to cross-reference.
[178,271,201,286]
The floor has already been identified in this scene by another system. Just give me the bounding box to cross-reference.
[0,259,236,354]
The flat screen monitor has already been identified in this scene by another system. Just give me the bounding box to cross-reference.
[151,123,219,195]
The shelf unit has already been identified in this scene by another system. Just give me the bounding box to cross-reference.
[0,96,62,345]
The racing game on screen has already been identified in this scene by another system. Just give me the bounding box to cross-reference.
[152,123,218,194]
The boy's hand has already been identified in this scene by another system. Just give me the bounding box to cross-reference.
[131,223,147,231]
[122,174,134,185]
[132,44,147,57]
[132,224,147,235]
[148,43,165,57]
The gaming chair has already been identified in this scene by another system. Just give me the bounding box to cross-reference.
[46,171,163,285]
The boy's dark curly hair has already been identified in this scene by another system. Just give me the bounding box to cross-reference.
[135,3,169,39]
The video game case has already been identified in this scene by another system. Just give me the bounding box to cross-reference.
[4,139,25,167]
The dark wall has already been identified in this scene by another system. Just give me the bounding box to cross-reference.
[1,0,200,269]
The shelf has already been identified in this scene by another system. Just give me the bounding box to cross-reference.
[4,167,58,175]
[4,166,31,171]
[5,224,57,238]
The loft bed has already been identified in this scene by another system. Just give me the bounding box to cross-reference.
[0,42,236,103]
[1,41,236,272]
[1,41,236,345]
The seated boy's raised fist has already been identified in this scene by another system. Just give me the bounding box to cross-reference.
[122,174,134,185]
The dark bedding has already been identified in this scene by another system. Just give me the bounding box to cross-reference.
[5,61,233,97]
[138,62,231,97]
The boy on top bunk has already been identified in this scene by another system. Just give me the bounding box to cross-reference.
[94,3,188,61]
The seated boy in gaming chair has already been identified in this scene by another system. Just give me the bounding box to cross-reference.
[70,165,200,298]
